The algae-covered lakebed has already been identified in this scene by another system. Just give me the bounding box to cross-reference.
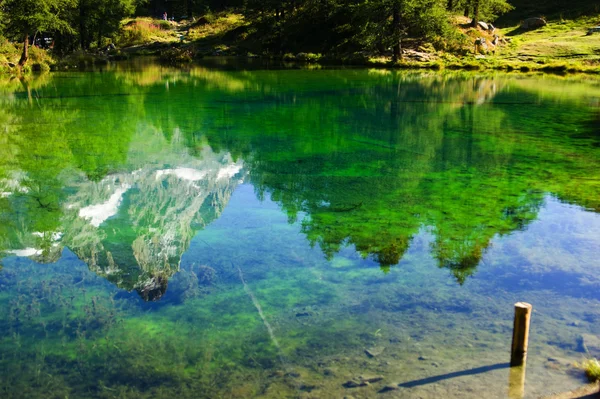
[0,64,599,398]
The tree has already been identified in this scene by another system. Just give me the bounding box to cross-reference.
[467,0,512,27]
[0,0,75,67]
[76,0,135,49]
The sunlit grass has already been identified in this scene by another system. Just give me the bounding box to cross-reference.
[187,13,247,41]
[117,18,177,47]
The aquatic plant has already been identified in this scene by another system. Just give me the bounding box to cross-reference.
[579,358,600,382]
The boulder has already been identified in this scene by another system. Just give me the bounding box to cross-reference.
[521,17,547,30]
[577,334,600,357]
[474,37,488,53]
[587,26,600,35]
[477,21,489,30]
[379,385,399,393]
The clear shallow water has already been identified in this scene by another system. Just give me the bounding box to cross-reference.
[0,63,599,398]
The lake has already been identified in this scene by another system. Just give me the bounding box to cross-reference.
[0,61,599,398]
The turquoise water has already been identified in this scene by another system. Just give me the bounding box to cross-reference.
[0,63,599,398]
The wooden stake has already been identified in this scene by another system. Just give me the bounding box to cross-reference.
[510,302,532,367]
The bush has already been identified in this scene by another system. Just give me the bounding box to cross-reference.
[158,20,172,30]
[296,52,322,62]
[159,47,194,65]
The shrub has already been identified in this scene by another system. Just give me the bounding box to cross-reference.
[579,359,600,382]
[159,47,194,65]
[296,52,322,62]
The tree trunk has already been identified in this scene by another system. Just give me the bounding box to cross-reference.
[392,3,402,62]
[79,3,87,50]
[97,26,103,49]
[18,34,29,67]
[447,0,454,11]
[471,0,480,27]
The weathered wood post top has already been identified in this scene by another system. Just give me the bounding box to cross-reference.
[511,302,532,367]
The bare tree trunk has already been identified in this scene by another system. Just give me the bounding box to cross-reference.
[392,2,402,62]
[18,34,29,67]
[79,1,87,50]
[97,26,103,49]
[470,0,480,27]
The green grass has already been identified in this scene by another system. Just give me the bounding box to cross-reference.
[117,18,179,47]
[580,358,600,382]
[496,15,600,62]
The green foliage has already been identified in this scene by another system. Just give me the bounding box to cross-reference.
[76,0,136,49]
[0,0,75,39]
[159,46,194,64]
[580,358,600,382]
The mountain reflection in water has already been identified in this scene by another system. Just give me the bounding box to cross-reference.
[0,65,599,298]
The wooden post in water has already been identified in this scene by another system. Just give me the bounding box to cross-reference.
[510,302,532,367]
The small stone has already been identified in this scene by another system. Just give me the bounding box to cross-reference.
[323,368,336,376]
[431,362,440,367]
[299,384,317,392]
[344,378,372,388]
[269,370,285,378]
[343,380,361,388]
[360,375,384,383]
[344,396,356,399]
[286,371,301,378]
[365,346,385,358]
[418,356,429,361]
[379,384,399,393]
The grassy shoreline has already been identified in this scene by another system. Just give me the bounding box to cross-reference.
[2,10,599,77]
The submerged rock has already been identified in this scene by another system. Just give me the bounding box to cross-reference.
[344,375,384,388]
[360,375,384,383]
[343,380,364,388]
[578,334,600,356]
[365,346,385,358]
[196,265,216,285]
[379,384,399,393]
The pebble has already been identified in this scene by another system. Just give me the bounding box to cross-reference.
[360,375,384,383]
